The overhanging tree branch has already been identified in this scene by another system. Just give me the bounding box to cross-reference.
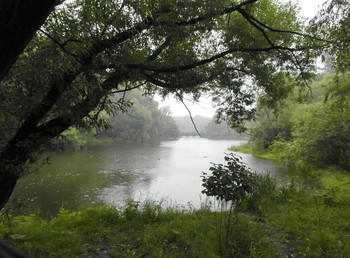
[38,29,81,58]
[236,7,332,43]
[111,81,147,94]
[174,91,203,137]
[145,37,173,64]
[155,0,259,26]
[126,45,308,73]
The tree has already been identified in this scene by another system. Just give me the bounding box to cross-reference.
[103,90,179,141]
[309,0,350,73]
[245,1,350,170]
[249,73,350,170]
[0,0,322,210]
[204,118,243,138]
[0,0,62,81]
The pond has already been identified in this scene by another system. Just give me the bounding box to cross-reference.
[8,137,285,217]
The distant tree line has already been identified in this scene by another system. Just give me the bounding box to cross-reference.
[173,115,245,139]
[52,90,179,149]
[102,90,179,142]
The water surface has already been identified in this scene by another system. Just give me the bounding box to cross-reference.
[9,138,284,217]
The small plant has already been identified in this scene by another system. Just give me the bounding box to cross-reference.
[201,153,259,256]
[201,153,257,206]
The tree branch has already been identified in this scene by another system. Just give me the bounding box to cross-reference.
[236,8,276,47]
[236,6,331,43]
[39,29,80,58]
[174,92,202,137]
[127,45,308,74]
[110,81,147,94]
[26,72,128,147]
[155,0,259,27]
[145,37,173,64]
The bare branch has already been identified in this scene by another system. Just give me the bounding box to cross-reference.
[174,92,203,137]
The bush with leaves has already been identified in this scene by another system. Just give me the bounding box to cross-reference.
[202,153,257,207]
[201,153,268,256]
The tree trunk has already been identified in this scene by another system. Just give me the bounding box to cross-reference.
[0,0,60,81]
[0,170,19,211]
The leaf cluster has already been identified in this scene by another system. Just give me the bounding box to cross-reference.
[201,153,257,205]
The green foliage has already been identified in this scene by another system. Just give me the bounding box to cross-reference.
[0,0,316,155]
[310,0,350,73]
[204,118,243,138]
[202,153,258,206]
[48,90,179,150]
[103,90,179,142]
[249,109,293,149]
[0,201,278,258]
[249,73,350,170]
[258,169,350,257]
[59,127,88,149]
[202,154,260,256]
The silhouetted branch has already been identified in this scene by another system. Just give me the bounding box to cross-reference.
[174,92,202,137]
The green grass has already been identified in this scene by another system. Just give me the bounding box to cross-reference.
[0,200,278,257]
[230,142,350,257]
[258,170,350,257]
[229,142,278,160]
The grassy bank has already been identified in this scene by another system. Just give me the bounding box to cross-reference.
[230,142,278,160]
[0,201,278,257]
[2,144,350,257]
[230,142,350,257]
[1,171,350,257]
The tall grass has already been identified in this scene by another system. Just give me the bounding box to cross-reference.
[0,199,278,257]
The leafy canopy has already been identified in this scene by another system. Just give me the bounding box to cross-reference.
[0,0,319,170]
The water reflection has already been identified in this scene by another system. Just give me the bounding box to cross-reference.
[8,138,283,217]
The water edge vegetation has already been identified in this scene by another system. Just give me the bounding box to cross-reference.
[2,145,350,257]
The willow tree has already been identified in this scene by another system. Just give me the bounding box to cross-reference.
[0,0,321,210]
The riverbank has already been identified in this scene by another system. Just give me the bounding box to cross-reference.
[0,201,278,257]
[2,170,350,257]
[230,142,350,257]
[230,142,279,160]
[2,142,350,257]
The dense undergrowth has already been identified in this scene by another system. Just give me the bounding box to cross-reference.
[231,142,350,257]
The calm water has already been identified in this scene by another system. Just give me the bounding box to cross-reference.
[8,137,284,217]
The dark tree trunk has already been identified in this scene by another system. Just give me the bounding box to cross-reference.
[0,169,19,211]
[0,240,32,258]
[0,0,61,81]
[0,0,63,211]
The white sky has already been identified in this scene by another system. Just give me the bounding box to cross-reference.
[156,0,327,117]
